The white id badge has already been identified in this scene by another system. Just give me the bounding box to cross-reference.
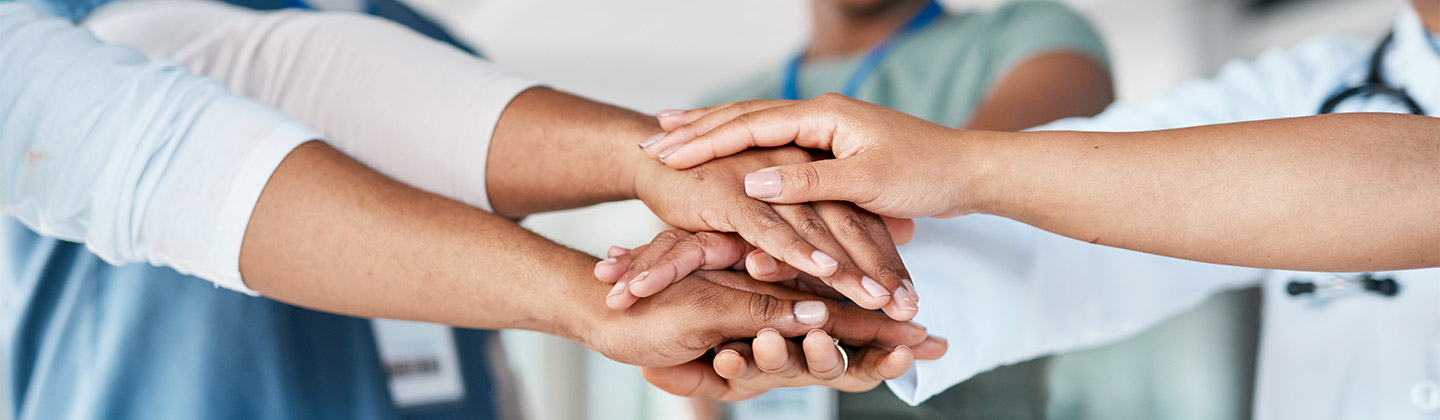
[371,319,466,408]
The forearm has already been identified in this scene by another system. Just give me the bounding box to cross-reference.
[486,88,661,218]
[240,141,606,341]
[976,113,1440,271]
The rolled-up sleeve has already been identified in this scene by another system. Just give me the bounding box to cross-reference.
[0,2,319,295]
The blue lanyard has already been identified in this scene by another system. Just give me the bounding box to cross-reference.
[281,0,377,13]
[781,0,944,100]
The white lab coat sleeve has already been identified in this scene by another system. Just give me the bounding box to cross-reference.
[885,216,1267,405]
[0,3,320,295]
[1034,35,1369,133]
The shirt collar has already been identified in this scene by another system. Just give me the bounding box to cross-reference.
[1387,6,1440,115]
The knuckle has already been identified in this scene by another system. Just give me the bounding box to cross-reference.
[837,215,871,238]
[656,229,689,243]
[747,293,784,327]
[791,165,824,194]
[796,217,831,239]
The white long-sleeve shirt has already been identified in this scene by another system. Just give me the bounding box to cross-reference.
[1,1,540,296]
[0,2,319,294]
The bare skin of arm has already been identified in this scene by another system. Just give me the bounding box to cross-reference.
[652,95,1440,271]
[237,141,943,368]
[979,113,1440,271]
[962,51,1113,131]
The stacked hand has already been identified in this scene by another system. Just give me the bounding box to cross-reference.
[628,146,920,320]
[597,236,946,401]
[609,95,983,399]
[645,93,996,219]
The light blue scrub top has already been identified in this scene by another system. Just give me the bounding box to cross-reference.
[3,1,502,419]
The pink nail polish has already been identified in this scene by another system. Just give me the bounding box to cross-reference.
[860,276,891,299]
[893,286,917,312]
[744,171,783,198]
[810,251,838,271]
[607,280,628,298]
[903,279,918,302]
[639,133,665,148]
[628,271,651,291]
[656,143,683,161]
[656,108,687,118]
[794,301,827,326]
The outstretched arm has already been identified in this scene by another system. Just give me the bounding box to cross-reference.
[645,94,1440,271]
[239,141,944,368]
[981,112,1440,271]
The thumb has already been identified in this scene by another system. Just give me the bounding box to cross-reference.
[743,159,876,204]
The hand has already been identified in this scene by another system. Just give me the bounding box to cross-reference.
[643,94,1000,219]
[580,269,944,368]
[594,227,916,308]
[641,328,937,401]
[632,147,920,320]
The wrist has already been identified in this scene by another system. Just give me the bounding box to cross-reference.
[963,130,1072,219]
[948,129,1016,217]
[512,252,608,345]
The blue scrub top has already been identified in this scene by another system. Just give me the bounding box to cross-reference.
[3,2,500,419]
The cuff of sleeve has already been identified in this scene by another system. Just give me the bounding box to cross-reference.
[448,76,543,213]
[206,121,319,296]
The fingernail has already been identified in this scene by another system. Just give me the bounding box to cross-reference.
[806,329,826,339]
[597,258,617,266]
[893,286,918,312]
[608,246,629,257]
[794,301,827,326]
[758,327,780,336]
[860,276,891,299]
[607,280,628,298]
[749,252,778,275]
[627,271,651,291]
[744,171,783,198]
[903,279,917,302]
[639,132,664,149]
[656,108,686,118]
[657,143,683,161]
[810,251,838,271]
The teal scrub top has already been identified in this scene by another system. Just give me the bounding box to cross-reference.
[704,0,1109,128]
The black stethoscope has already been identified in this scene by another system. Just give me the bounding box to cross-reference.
[1290,32,1425,298]
[1317,31,1426,115]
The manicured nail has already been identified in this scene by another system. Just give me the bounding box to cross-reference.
[744,171,783,198]
[758,327,780,337]
[893,285,918,312]
[810,251,838,271]
[639,132,664,149]
[794,301,827,326]
[749,252,778,275]
[656,108,687,118]
[597,258,617,266]
[607,280,628,298]
[627,271,651,291]
[608,246,629,257]
[656,143,684,162]
[860,276,891,299]
[903,279,917,302]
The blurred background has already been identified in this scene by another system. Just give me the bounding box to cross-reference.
[0,0,1409,419]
